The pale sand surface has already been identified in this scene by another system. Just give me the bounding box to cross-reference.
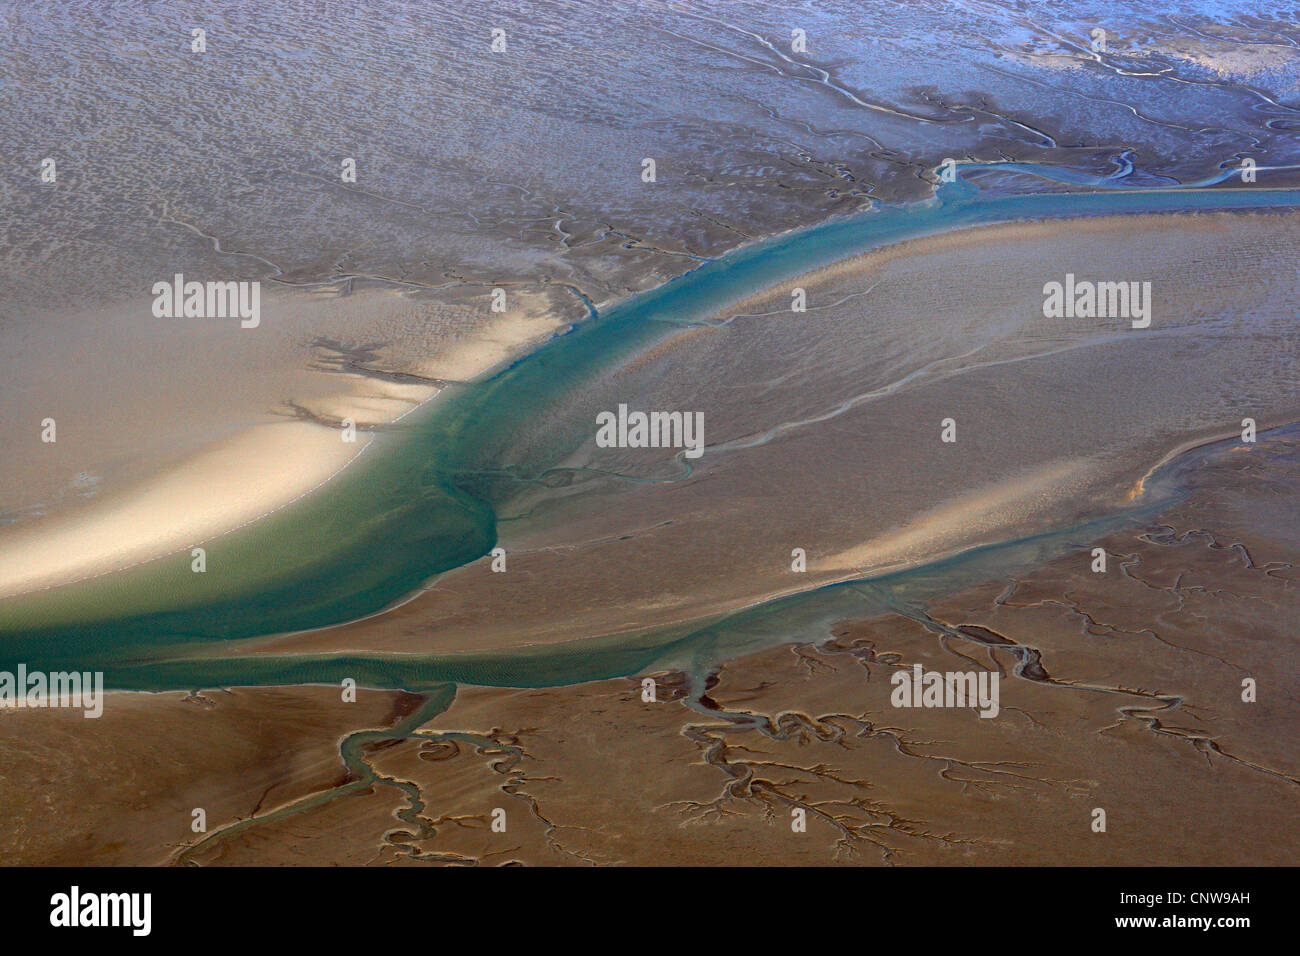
[2,428,1294,865]
[248,209,1300,658]
[0,219,1295,865]
[0,421,368,597]
[0,284,563,597]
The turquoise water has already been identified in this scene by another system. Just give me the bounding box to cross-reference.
[3,166,1298,690]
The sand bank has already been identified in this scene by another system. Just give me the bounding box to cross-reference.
[248,208,1300,657]
[0,284,562,598]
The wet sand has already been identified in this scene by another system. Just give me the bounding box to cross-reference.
[4,0,1299,872]
[244,208,1300,659]
[0,284,565,597]
[0,208,1295,866]
[0,685,407,865]
[2,423,1293,866]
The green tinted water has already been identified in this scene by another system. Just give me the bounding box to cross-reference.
[3,171,1296,690]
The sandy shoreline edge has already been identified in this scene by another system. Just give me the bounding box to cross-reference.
[0,286,563,598]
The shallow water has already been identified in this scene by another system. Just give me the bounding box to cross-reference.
[2,168,1298,690]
